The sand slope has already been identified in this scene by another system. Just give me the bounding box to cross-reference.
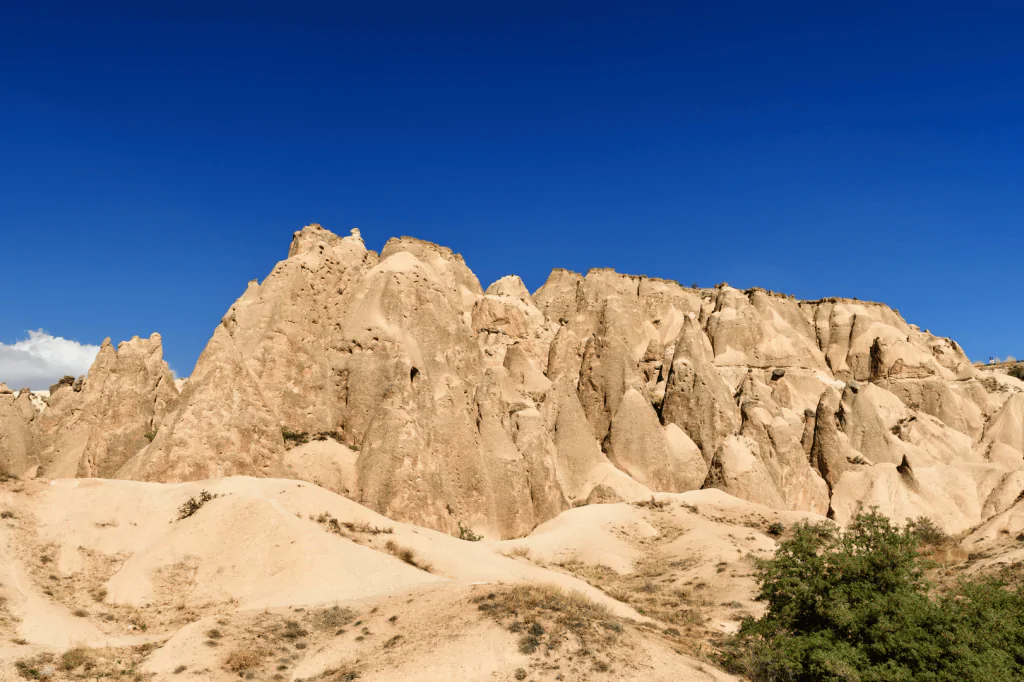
[0,476,758,681]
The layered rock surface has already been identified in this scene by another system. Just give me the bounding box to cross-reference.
[3,225,1022,539]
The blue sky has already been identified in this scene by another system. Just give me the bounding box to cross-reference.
[1,1,1022,385]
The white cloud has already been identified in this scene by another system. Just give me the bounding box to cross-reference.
[0,330,101,391]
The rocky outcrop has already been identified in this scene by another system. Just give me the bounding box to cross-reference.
[0,383,40,477]
[7,224,1021,539]
[33,334,179,479]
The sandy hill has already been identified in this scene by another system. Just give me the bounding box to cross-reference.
[0,474,841,680]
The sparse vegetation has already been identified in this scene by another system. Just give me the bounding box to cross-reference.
[15,652,55,679]
[1,510,14,519]
[176,489,218,520]
[313,511,392,536]
[59,647,91,671]
[1008,365,1024,381]
[308,605,357,631]
[281,427,310,445]
[224,646,272,674]
[633,496,669,509]
[457,521,483,541]
[505,545,531,559]
[766,521,784,537]
[143,428,157,442]
[384,539,433,573]
[476,584,622,657]
[17,643,155,680]
[720,510,1024,682]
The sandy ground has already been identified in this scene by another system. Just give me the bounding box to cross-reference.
[0,475,841,681]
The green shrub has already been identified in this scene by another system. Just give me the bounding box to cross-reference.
[281,427,309,445]
[720,510,1024,681]
[176,490,218,520]
[457,521,483,542]
[1008,365,1024,381]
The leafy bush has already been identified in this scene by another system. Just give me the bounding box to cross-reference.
[176,490,218,520]
[906,515,949,548]
[1009,365,1024,381]
[720,510,1024,682]
[766,521,785,537]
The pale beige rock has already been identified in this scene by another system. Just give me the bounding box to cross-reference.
[32,334,178,479]
[661,314,740,459]
[0,388,39,477]
[983,392,1024,453]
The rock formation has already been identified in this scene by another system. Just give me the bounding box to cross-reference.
[3,224,1022,539]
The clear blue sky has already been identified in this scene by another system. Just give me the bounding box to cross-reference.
[2,1,1022,380]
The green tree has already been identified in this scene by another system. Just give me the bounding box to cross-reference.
[722,510,1024,682]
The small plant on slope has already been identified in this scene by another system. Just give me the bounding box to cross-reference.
[176,489,218,520]
[457,521,483,541]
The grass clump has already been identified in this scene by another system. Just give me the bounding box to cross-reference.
[224,646,272,674]
[176,489,218,520]
[307,605,357,631]
[59,647,92,671]
[719,510,1024,682]
[1,510,14,519]
[385,539,433,573]
[143,428,157,442]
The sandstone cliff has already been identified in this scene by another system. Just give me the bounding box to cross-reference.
[5,225,1021,539]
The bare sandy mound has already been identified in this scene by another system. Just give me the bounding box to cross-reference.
[0,476,749,681]
[495,490,827,641]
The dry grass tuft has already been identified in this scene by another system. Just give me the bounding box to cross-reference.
[308,605,357,631]
[59,647,93,671]
[224,646,272,674]
[384,539,433,573]
[504,546,532,560]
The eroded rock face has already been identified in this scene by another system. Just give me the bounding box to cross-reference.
[0,385,40,477]
[10,224,1021,538]
[32,334,179,479]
